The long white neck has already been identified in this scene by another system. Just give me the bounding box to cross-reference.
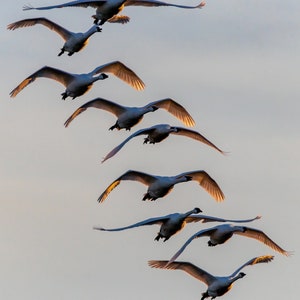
[85,25,100,38]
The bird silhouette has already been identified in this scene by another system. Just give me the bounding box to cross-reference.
[101,124,225,162]
[167,223,291,264]
[98,169,224,203]
[23,0,206,26]
[94,208,260,242]
[64,98,195,129]
[7,17,101,56]
[149,255,274,300]
[10,61,145,99]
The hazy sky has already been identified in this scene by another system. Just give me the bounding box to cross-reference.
[1,1,299,299]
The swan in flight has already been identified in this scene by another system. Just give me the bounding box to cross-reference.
[98,169,224,203]
[64,97,195,129]
[23,0,206,26]
[7,17,101,56]
[149,255,274,300]
[101,124,225,163]
[167,224,291,264]
[10,61,145,99]
[93,208,260,242]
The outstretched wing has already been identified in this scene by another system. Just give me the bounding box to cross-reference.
[108,15,130,24]
[101,127,155,162]
[7,17,72,41]
[64,98,126,127]
[10,66,74,98]
[146,98,195,127]
[179,170,225,202]
[148,260,215,286]
[98,170,156,203]
[186,215,261,224]
[167,228,217,264]
[91,61,145,91]
[93,215,170,232]
[230,255,274,277]
[236,227,292,256]
[125,0,205,9]
[172,127,225,154]
[23,0,107,11]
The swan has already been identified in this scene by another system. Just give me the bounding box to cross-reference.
[98,169,224,203]
[10,61,145,99]
[7,17,101,56]
[101,124,225,163]
[23,0,206,26]
[149,255,274,299]
[167,224,291,264]
[93,208,261,242]
[64,97,195,129]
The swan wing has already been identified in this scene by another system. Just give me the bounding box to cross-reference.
[64,98,126,127]
[230,255,274,277]
[23,0,107,11]
[125,0,205,9]
[10,66,74,98]
[147,98,195,127]
[91,61,145,90]
[179,170,225,202]
[148,260,215,286]
[98,170,156,203]
[93,216,170,231]
[171,127,224,154]
[185,215,261,224]
[167,228,217,264]
[7,18,72,41]
[101,127,155,163]
[235,227,291,256]
[108,15,130,24]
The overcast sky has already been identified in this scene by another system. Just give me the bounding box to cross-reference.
[1,0,299,299]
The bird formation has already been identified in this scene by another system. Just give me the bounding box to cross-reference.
[8,1,291,299]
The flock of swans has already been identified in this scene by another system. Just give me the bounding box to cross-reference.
[8,1,292,299]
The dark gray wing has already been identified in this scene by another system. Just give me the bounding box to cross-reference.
[230,255,274,277]
[93,215,170,231]
[101,127,155,162]
[171,127,225,154]
[185,215,261,224]
[125,0,205,9]
[167,227,218,264]
[178,170,225,202]
[7,18,72,40]
[148,260,215,286]
[146,98,195,127]
[10,66,74,98]
[23,0,107,10]
[98,170,156,203]
[64,98,126,127]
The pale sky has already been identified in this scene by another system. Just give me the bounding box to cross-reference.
[1,0,299,299]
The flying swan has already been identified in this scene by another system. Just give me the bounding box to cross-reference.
[101,124,225,163]
[167,223,291,264]
[64,97,195,129]
[10,61,145,99]
[7,17,101,56]
[98,169,225,203]
[23,0,206,26]
[149,255,274,299]
[93,207,261,242]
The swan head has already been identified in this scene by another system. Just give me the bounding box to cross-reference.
[151,106,159,112]
[98,73,109,80]
[193,207,202,214]
[239,272,246,278]
[185,175,193,182]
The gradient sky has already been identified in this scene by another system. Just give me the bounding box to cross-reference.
[1,0,299,299]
